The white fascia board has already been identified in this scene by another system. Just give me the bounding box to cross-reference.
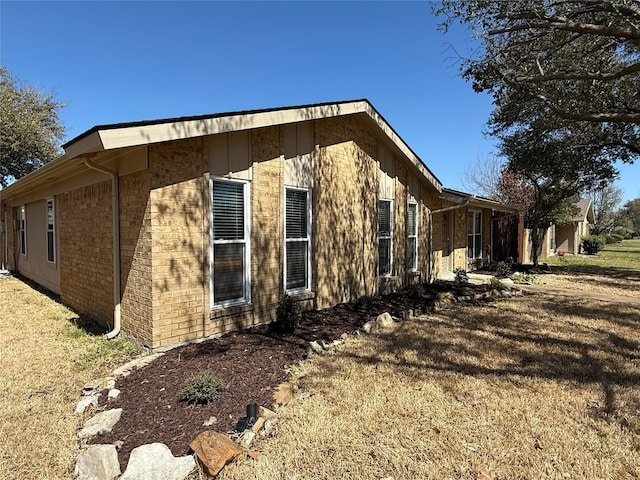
[63,131,104,159]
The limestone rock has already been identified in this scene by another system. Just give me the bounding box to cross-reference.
[107,389,120,401]
[308,341,324,354]
[74,444,121,480]
[75,394,100,414]
[258,406,278,419]
[238,430,256,449]
[251,417,266,433]
[362,320,376,334]
[376,312,394,329]
[189,431,242,477]
[113,353,164,377]
[119,443,195,480]
[78,408,123,440]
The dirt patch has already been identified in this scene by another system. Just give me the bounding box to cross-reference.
[90,281,491,470]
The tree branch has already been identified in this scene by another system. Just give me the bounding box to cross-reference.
[515,62,640,82]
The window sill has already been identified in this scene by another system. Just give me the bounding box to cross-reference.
[287,290,316,302]
[210,303,253,320]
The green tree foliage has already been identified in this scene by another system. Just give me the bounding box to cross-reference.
[621,197,640,235]
[435,0,640,165]
[497,130,614,265]
[0,67,65,187]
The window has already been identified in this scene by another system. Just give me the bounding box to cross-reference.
[407,202,418,271]
[210,179,250,306]
[468,211,482,260]
[285,187,311,292]
[19,206,26,256]
[46,200,55,263]
[378,199,393,276]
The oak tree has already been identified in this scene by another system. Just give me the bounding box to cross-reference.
[0,67,65,187]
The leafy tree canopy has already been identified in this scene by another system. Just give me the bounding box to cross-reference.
[435,0,640,164]
[621,197,640,234]
[0,67,65,187]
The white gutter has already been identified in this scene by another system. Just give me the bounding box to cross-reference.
[83,159,121,339]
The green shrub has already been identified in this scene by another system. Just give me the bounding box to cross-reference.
[605,233,624,244]
[495,261,511,278]
[582,235,605,255]
[453,267,468,285]
[613,228,633,240]
[271,292,300,333]
[180,371,224,405]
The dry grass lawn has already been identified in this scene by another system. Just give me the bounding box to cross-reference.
[227,295,640,480]
[0,276,137,480]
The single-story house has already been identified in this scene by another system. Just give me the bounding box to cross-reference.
[0,99,517,349]
[521,197,595,263]
[555,198,595,255]
[430,188,521,277]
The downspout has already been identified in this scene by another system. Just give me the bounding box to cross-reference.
[83,158,121,339]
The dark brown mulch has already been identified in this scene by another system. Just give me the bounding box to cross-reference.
[90,281,491,471]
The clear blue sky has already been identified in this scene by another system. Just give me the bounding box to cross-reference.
[1,1,637,202]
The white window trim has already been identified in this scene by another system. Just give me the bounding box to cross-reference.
[209,177,251,308]
[378,198,393,277]
[19,206,26,256]
[407,201,418,272]
[284,186,312,294]
[46,199,56,264]
[468,210,482,260]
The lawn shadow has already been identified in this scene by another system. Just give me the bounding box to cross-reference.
[334,293,640,431]
[545,264,640,294]
[9,273,110,336]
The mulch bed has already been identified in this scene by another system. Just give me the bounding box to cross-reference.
[90,281,491,471]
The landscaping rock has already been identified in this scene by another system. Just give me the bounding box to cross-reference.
[113,353,164,377]
[376,312,394,329]
[308,341,324,354]
[74,444,121,480]
[189,431,242,477]
[75,394,100,414]
[258,406,278,419]
[362,320,376,334]
[238,430,256,449]
[251,416,266,433]
[78,408,123,440]
[119,443,195,480]
[107,389,120,401]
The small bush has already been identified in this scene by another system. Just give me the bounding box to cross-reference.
[271,292,300,333]
[605,233,624,244]
[613,228,633,240]
[453,267,468,285]
[180,371,224,405]
[582,235,605,255]
[495,261,511,278]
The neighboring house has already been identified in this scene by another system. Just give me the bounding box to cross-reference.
[521,197,595,263]
[430,188,521,277]
[555,198,595,255]
[0,99,518,349]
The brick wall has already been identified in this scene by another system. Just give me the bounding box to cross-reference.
[314,116,379,307]
[120,170,153,346]
[58,180,114,325]
[148,138,207,348]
